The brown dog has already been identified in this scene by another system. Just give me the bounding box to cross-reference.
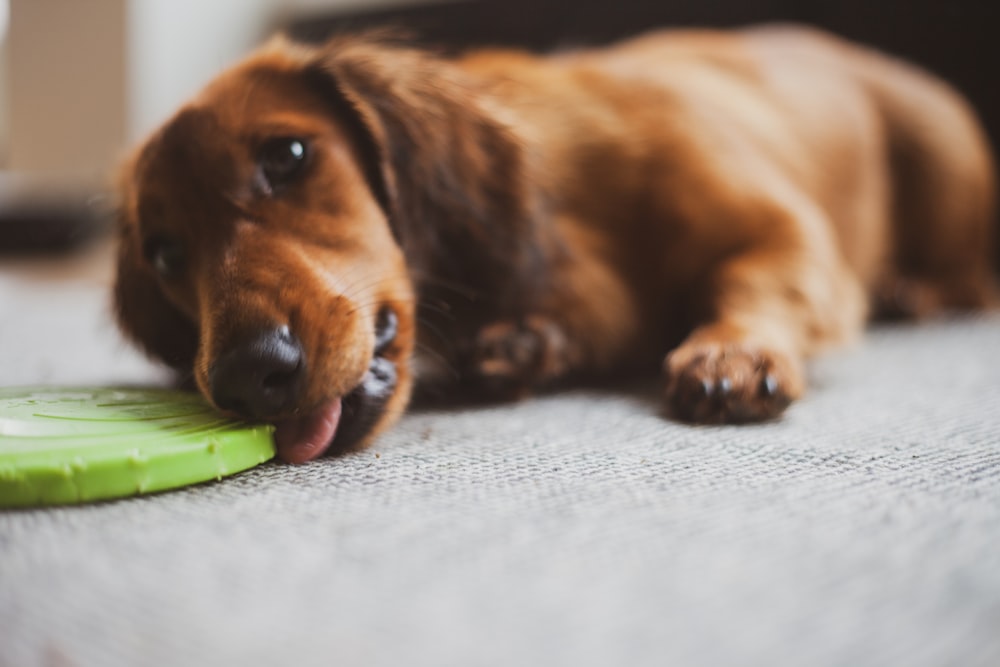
[114,25,996,462]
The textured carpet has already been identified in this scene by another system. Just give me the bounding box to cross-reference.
[2,255,999,667]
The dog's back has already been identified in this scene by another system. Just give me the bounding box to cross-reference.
[460,26,995,317]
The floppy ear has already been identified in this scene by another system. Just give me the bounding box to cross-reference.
[305,36,546,311]
[113,210,198,373]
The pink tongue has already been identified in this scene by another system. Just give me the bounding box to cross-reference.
[272,399,343,464]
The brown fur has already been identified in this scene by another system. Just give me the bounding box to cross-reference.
[115,25,997,449]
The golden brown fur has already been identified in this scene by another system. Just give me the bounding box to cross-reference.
[114,25,997,460]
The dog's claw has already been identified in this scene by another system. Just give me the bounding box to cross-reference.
[699,377,715,397]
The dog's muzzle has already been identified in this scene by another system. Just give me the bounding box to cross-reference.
[211,308,399,463]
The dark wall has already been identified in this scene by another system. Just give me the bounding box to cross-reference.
[289,0,1000,150]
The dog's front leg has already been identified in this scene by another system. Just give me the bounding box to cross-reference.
[663,201,867,424]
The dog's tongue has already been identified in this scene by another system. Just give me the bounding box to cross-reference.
[272,399,342,464]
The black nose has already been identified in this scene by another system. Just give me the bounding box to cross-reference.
[210,326,304,418]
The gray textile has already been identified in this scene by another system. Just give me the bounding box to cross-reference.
[2,253,999,667]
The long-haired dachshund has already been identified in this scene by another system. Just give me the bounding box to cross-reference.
[114,25,997,463]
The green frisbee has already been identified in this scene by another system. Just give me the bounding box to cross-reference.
[0,387,275,508]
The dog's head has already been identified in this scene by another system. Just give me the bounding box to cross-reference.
[114,39,416,463]
[114,36,539,461]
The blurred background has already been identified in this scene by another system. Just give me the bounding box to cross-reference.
[0,0,997,253]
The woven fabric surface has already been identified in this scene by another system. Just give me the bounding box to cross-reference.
[1,272,999,667]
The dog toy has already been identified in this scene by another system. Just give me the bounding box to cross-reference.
[0,387,274,508]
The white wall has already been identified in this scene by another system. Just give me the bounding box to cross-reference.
[127,0,278,142]
[127,0,444,142]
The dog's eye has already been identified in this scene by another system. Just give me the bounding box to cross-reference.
[142,235,186,278]
[258,137,309,191]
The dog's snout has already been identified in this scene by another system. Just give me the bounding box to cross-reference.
[210,326,304,418]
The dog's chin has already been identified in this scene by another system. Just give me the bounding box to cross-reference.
[272,353,399,464]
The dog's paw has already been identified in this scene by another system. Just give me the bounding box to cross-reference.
[469,316,568,400]
[663,342,803,424]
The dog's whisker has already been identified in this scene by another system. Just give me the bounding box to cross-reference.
[416,299,456,321]
[414,315,458,354]
[413,341,461,381]
[334,270,411,300]
[408,272,481,302]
